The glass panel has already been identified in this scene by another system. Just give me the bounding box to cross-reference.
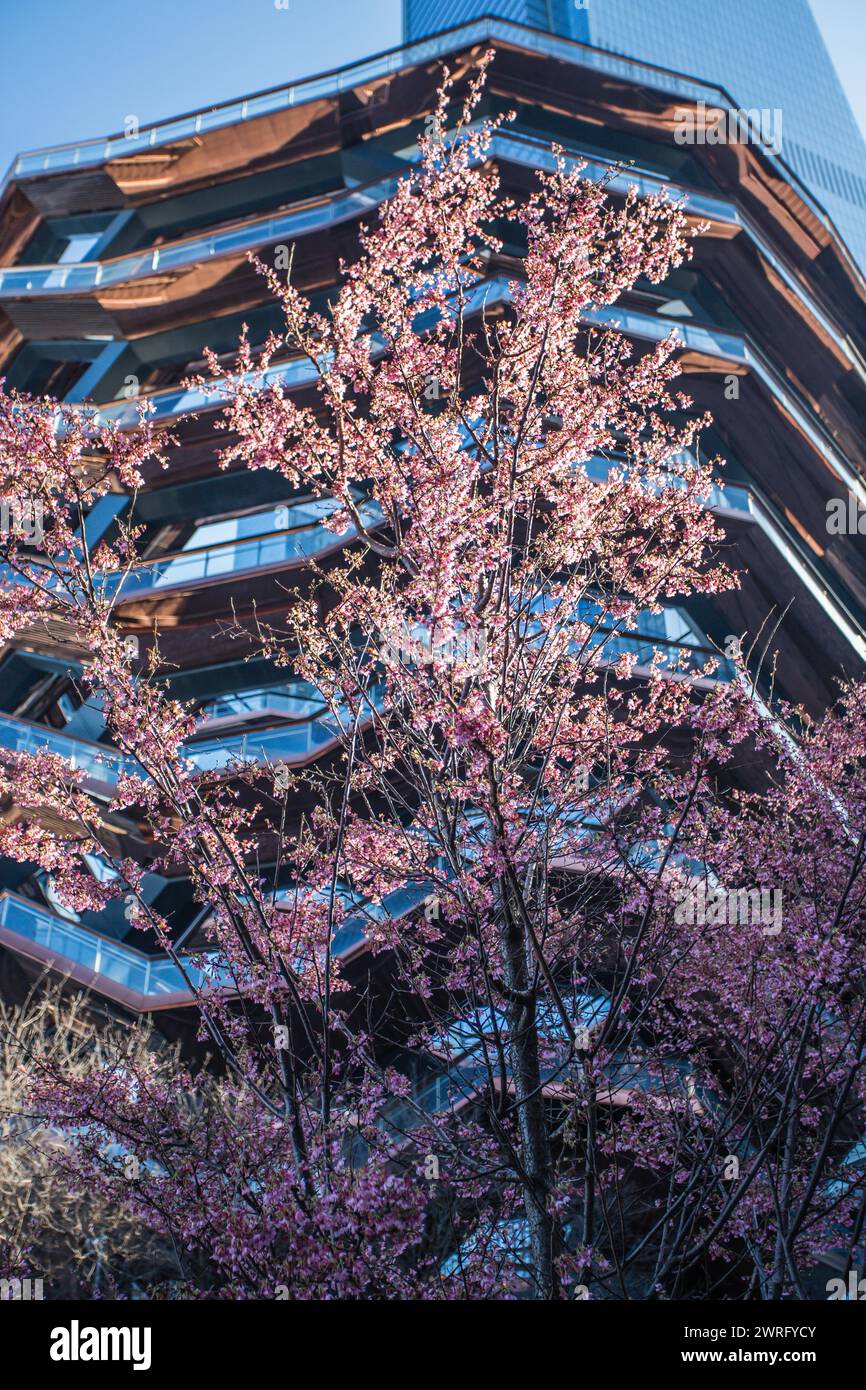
[0,893,220,999]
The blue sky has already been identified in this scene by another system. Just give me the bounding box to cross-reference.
[810,0,866,141]
[0,1,862,179]
[0,0,402,177]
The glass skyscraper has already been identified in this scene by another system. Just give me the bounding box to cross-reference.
[403,0,866,270]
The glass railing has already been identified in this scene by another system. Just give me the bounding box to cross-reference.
[509,138,862,377]
[186,684,382,773]
[582,452,866,661]
[8,111,855,409]
[85,274,862,525]
[94,350,326,428]
[526,582,731,680]
[8,108,854,407]
[5,644,704,798]
[0,712,133,784]
[6,13,840,282]
[97,495,382,599]
[41,276,857,664]
[591,628,735,680]
[4,533,861,799]
[581,452,753,517]
[745,492,866,661]
[89,274,851,511]
[0,892,217,998]
[582,298,866,510]
[381,994,609,1135]
[4,20,744,185]
[0,177,401,295]
[183,707,348,773]
[0,498,378,613]
[583,301,747,362]
[396,1043,695,1141]
[0,690,379,790]
[21,428,863,665]
[0,874,425,1001]
[1,489,861,800]
[331,880,431,957]
[490,133,736,225]
[1,516,861,809]
[106,517,361,598]
[200,681,324,723]
[0,131,738,298]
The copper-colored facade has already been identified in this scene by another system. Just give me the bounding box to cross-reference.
[0,17,864,1033]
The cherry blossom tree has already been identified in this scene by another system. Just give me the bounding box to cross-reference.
[1,57,865,1300]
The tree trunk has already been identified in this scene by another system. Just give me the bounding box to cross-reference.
[497,878,563,1298]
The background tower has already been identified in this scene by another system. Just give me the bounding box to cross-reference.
[403,0,866,269]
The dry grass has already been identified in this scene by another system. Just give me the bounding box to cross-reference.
[0,982,178,1298]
